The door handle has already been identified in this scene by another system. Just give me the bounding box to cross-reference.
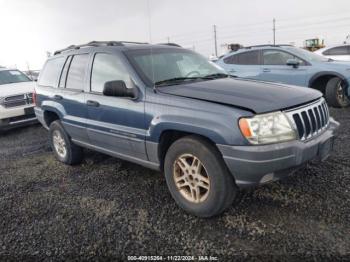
[53,95,63,100]
[228,69,236,73]
[86,100,100,107]
[262,68,271,72]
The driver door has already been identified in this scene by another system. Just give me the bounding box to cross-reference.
[85,52,147,160]
[259,49,310,87]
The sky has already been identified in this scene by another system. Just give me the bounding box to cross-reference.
[0,0,350,70]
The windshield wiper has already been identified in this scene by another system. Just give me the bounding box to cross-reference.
[154,73,230,87]
[155,77,206,86]
[203,73,230,79]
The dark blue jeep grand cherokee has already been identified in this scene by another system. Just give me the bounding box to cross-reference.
[34,41,339,217]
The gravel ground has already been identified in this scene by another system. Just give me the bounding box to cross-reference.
[0,108,350,261]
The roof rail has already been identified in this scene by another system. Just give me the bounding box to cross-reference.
[54,40,148,55]
[244,44,293,49]
[157,43,182,47]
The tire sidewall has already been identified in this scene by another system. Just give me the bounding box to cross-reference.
[335,80,350,107]
[164,137,233,217]
[49,121,71,163]
[326,77,350,108]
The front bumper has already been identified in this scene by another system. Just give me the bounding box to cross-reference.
[0,105,37,131]
[218,118,339,188]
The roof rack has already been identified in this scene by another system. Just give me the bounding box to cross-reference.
[54,41,148,55]
[243,44,293,49]
[157,43,182,47]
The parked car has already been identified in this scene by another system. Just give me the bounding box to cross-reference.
[35,41,339,217]
[216,45,350,108]
[24,70,40,81]
[315,44,350,62]
[0,68,37,131]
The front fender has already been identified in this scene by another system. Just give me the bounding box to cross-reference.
[309,71,350,98]
[147,114,243,145]
[308,71,348,87]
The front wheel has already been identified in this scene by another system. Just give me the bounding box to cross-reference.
[164,136,238,217]
[325,77,350,108]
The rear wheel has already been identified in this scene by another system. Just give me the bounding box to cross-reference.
[325,77,350,108]
[164,136,238,217]
[49,120,83,165]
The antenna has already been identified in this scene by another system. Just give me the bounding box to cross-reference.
[273,18,276,45]
[146,0,156,93]
[213,25,218,57]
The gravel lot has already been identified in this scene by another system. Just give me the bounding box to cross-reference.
[0,108,350,261]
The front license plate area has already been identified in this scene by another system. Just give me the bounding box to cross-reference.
[318,137,334,161]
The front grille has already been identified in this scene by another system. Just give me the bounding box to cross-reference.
[1,93,33,108]
[284,98,330,141]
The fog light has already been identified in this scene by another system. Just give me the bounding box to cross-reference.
[260,173,274,183]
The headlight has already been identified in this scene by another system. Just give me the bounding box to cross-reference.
[239,111,296,145]
[0,97,4,106]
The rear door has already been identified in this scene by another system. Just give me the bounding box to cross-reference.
[85,52,147,160]
[59,53,90,143]
[221,50,261,79]
[259,49,309,86]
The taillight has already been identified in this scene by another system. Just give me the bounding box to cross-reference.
[32,90,37,106]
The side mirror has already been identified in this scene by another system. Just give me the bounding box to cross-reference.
[286,58,300,68]
[103,80,138,98]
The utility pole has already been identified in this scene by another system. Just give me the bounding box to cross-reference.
[167,36,170,43]
[26,61,33,80]
[213,25,218,57]
[273,18,276,45]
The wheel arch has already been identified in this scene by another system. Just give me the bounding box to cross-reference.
[156,129,223,171]
[309,71,348,93]
[42,108,62,128]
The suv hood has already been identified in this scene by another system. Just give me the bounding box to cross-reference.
[0,81,35,98]
[158,78,322,113]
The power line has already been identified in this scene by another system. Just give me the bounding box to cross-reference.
[278,16,350,30]
[156,9,350,47]
[276,9,350,23]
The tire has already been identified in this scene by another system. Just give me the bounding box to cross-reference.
[325,77,350,108]
[49,120,83,165]
[164,135,238,218]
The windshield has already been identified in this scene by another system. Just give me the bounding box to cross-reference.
[0,70,31,85]
[125,48,226,86]
[284,46,329,62]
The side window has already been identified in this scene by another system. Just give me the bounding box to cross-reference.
[263,50,301,65]
[223,51,259,65]
[91,53,130,93]
[236,51,260,65]
[38,57,65,87]
[59,56,72,88]
[223,54,238,64]
[324,46,349,56]
[66,54,89,90]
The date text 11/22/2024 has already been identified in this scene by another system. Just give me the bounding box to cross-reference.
[127,255,219,261]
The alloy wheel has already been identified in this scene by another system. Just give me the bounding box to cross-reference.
[52,130,67,159]
[336,82,346,103]
[173,154,210,203]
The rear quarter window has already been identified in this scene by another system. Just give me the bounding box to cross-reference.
[38,57,65,87]
[65,54,89,90]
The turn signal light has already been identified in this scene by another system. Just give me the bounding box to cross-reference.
[239,118,252,138]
